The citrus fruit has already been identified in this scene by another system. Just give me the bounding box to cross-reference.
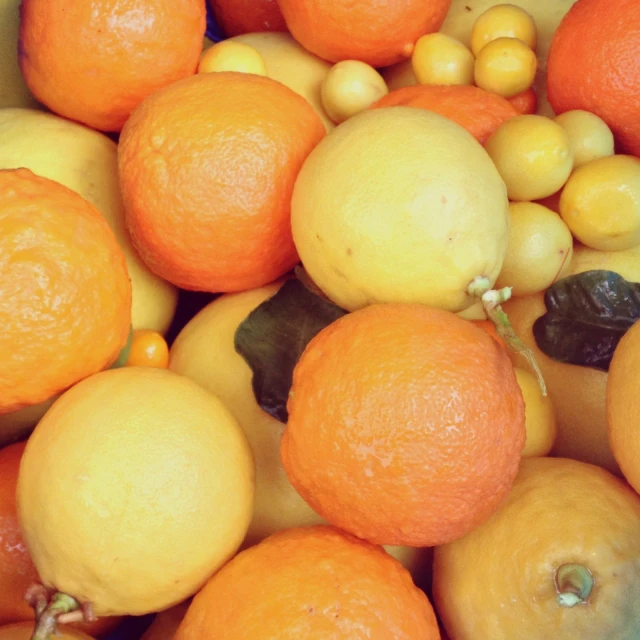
[485,114,573,200]
[17,367,255,619]
[495,201,573,296]
[568,243,640,279]
[0,399,54,449]
[18,0,206,132]
[174,526,441,640]
[371,84,518,144]
[607,320,640,495]
[559,155,640,252]
[0,168,131,415]
[197,41,267,75]
[320,61,388,124]
[433,457,640,640]
[501,293,619,474]
[281,304,525,547]
[140,602,190,640]
[223,33,334,132]
[470,3,538,55]
[126,330,169,369]
[472,319,508,350]
[515,367,557,456]
[291,107,510,313]
[547,0,640,156]
[0,108,178,335]
[0,442,122,638]
[0,623,93,640]
[276,0,452,67]
[118,72,325,293]
[554,110,615,168]
[208,0,286,36]
[411,33,475,86]
[508,87,537,114]
[474,37,538,98]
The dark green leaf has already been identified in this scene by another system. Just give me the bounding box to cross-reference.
[533,270,640,371]
[234,278,347,423]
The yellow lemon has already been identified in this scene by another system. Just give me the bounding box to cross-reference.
[198,41,267,75]
[320,60,388,124]
[411,33,475,86]
[554,110,615,168]
[470,3,538,55]
[474,37,537,98]
[560,155,640,251]
[496,201,573,296]
[515,367,557,457]
[568,243,640,279]
[485,114,573,201]
[291,107,509,313]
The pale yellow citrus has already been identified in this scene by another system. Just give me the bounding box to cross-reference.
[198,41,267,75]
[568,243,640,279]
[470,3,538,55]
[554,110,615,168]
[411,33,475,86]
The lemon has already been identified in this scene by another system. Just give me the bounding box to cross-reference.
[291,107,509,313]
[470,4,538,55]
[17,367,255,617]
[320,60,388,124]
[0,108,178,334]
[486,114,573,201]
[411,33,475,86]
[198,41,267,75]
[560,155,640,251]
[515,367,557,457]
[554,110,615,168]
[496,202,573,296]
[474,37,537,98]
[568,243,640,280]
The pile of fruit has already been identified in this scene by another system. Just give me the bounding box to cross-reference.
[2,0,640,638]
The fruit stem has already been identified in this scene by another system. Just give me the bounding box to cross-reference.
[31,592,81,640]
[467,277,547,397]
[555,564,594,607]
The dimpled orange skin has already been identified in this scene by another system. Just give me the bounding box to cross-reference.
[118,72,325,293]
[281,304,526,547]
[0,169,131,415]
[174,525,441,640]
[18,0,206,132]
[276,0,452,68]
[547,0,640,156]
[209,0,287,36]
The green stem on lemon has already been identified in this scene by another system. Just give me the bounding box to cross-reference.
[467,276,547,397]
[555,564,594,607]
[31,592,81,640]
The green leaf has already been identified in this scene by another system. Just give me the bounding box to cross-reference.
[234,278,347,423]
[532,270,640,371]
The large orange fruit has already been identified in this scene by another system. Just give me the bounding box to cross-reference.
[118,72,325,293]
[0,168,131,415]
[18,0,206,132]
[174,525,441,640]
[281,304,525,547]
[372,84,518,144]
[208,0,286,36]
[276,0,452,67]
[547,0,640,156]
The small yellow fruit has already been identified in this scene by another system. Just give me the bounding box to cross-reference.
[554,110,615,168]
[474,37,537,98]
[411,33,475,86]
[198,41,267,76]
[496,202,573,296]
[515,367,557,457]
[560,155,640,251]
[485,114,574,201]
[470,4,538,55]
[320,60,388,124]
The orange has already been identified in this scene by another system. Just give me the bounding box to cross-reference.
[508,87,537,115]
[126,330,169,369]
[471,319,507,351]
[118,72,325,293]
[0,442,121,637]
[276,0,452,67]
[433,457,640,639]
[174,525,441,640]
[281,304,525,547]
[547,0,640,156]
[371,84,518,144]
[18,0,206,132]
[208,0,286,36]
[0,168,131,415]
